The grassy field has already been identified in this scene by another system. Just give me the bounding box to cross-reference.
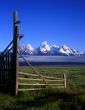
[19,66,85,89]
[0,66,85,110]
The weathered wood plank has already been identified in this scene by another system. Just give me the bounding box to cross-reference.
[64,74,66,89]
[18,83,64,86]
[19,72,40,77]
[18,77,43,81]
[19,72,63,80]
[18,77,64,82]
[18,86,65,91]
[18,88,45,91]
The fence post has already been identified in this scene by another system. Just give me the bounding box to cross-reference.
[64,74,66,89]
[13,11,19,95]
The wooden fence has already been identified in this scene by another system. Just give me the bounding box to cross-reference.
[0,11,20,95]
[0,43,13,93]
[18,71,66,91]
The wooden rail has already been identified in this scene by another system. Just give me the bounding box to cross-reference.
[19,72,64,80]
[18,77,64,82]
[18,83,64,86]
[18,88,46,91]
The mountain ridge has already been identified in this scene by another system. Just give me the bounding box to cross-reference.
[19,41,85,56]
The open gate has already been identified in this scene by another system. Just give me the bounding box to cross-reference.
[18,54,66,91]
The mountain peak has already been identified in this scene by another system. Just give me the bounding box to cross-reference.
[40,41,50,54]
[62,45,70,49]
[27,44,32,47]
[41,41,48,46]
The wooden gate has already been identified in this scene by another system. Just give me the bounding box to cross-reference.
[0,11,21,95]
[18,71,66,91]
[18,54,66,91]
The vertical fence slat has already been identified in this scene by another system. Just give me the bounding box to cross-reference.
[64,74,66,89]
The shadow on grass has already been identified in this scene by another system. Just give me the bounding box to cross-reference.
[0,88,85,110]
[16,89,85,109]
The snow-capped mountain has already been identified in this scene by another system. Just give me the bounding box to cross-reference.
[58,45,80,56]
[19,44,34,55]
[35,41,51,55]
[51,45,60,55]
[19,41,84,56]
[40,41,51,54]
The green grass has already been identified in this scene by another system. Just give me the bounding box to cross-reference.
[0,66,85,110]
[0,89,85,110]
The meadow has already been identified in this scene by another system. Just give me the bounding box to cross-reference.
[19,66,85,89]
[0,66,85,110]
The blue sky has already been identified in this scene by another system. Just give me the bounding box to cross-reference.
[0,0,85,51]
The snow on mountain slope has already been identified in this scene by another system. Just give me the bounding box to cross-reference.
[20,44,34,55]
[58,45,80,56]
[19,41,84,56]
[59,45,72,55]
[39,41,51,54]
[50,45,59,55]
